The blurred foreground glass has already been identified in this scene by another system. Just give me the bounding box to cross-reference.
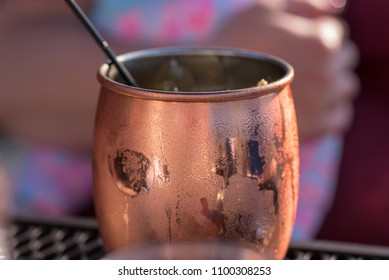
[106,241,262,260]
[93,47,299,259]
[0,161,11,259]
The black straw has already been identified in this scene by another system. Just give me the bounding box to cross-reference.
[65,0,139,87]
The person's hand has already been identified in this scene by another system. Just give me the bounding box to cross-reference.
[261,0,348,17]
[207,1,359,140]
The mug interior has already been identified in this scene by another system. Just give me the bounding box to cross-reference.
[105,48,290,93]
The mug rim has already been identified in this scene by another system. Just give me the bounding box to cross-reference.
[97,46,294,102]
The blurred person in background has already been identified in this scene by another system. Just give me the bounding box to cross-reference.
[317,0,389,246]
[0,0,358,241]
[0,0,101,215]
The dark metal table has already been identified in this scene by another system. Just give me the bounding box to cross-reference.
[10,215,389,260]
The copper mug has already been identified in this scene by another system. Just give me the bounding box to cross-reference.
[94,47,299,259]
